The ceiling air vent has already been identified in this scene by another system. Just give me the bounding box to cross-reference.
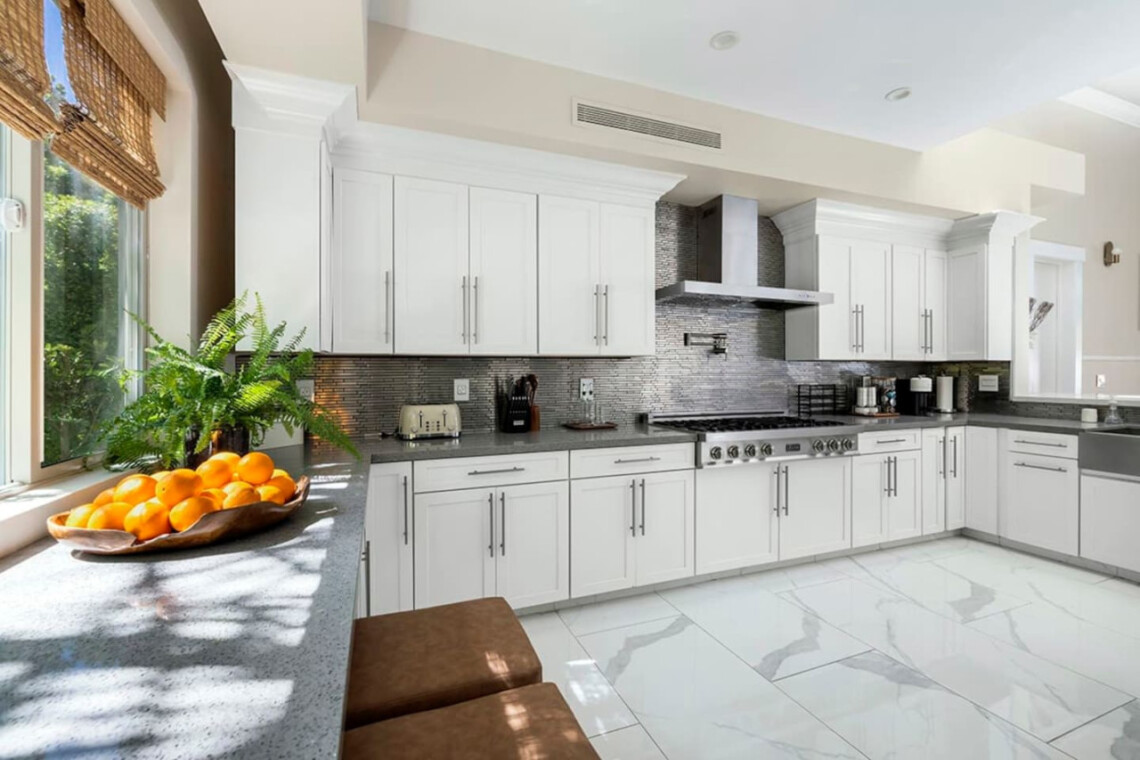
[574,101,722,150]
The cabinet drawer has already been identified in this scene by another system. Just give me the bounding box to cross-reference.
[857,430,921,453]
[414,451,569,493]
[570,443,695,479]
[1007,431,1078,460]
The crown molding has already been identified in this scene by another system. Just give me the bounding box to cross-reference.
[1060,87,1140,129]
[771,198,955,248]
[225,62,357,143]
[947,210,1044,245]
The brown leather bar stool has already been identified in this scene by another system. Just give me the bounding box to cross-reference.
[343,683,600,760]
[344,597,542,730]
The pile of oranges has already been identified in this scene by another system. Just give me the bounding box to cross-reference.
[64,451,296,541]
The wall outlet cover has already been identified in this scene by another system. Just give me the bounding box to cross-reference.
[579,378,595,401]
[454,378,470,402]
[1097,374,1108,389]
[977,375,999,392]
[295,378,315,402]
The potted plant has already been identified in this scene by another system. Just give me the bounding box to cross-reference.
[99,293,358,470]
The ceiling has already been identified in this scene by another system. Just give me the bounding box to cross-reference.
[368,0,1140,150]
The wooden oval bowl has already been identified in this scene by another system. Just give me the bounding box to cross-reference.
[46,476,310,556]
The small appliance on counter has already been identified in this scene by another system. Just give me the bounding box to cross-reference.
[853,376,898,417]
[498,376,533,434]
[935,375,956,413]
[396,404,462,440]
[854,385,878,416]
[897,376,935,416]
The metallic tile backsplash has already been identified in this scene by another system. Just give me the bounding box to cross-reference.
[315,202,1112,435]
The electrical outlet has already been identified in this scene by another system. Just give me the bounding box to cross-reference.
[1097,374,1108,389]
[978,375,999,392]
[295,378,315,402]
[453,378,470,402]
[579,378,595,402]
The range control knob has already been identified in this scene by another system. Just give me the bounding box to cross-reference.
[727,445,741,459]
[709,446,723,460]
[759,442,774,457]
[827,438,841,453]
[812,439,826,453]
[743,443,758,458]
[841,437,855,451]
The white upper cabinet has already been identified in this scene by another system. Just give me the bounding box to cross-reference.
[850,240,892,360]
[538,196,601,355]
[468,188,538,355]
[599,204,656,356]
[947,243,987,361]
[331,169,394,354]
[891,245,947,361]
[795,235,890,360]
[394,177,470,355]
[924,249,948,360]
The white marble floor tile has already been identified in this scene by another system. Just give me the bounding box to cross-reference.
[1095,577,1140,600]
[1051,701,1140,759]
[659,579,870,681]
[740,558,855,594]
[781,578,1131,742]
[590,725,668,760]
[578,615,865,759]
[559,593,679,637]
[932,547,1109,598]
[778,651,1072,759]
[519,612,637,737]
[969,604,1140,698]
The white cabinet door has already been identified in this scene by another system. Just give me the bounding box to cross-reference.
[852,455,887,548]
[414,488,496,609]
[816,236,855,360]
[469,187,537,355]
[538,195,601,355]
[945,427,966,530]
[495,481,570,608]
[599,203,655,356]
[947,244,986,361]
[921,428,946,535]
[888,449,923,541]
[1081,473,1140,574]
[363,462,413,616]
[891,244,925,361]
[1002,453,1079,555]
[570,475,636,597]
[924,249,948,360]
[779,457,851,560]
[695,465,777,574]
[394,177,470,355]
[634,470,695,586]
[850,240,892,360]
[332,169,394,354]
[965,426,999,534]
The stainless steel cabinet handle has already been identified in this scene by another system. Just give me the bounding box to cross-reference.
[461,275,469,343]
[468,466,526,476]
[473,276,479,345]
[1014,461,1068,473]
[952,438,959,478]
[858,306,866,353]
[384,270,391,345]
[939,437,946,478]
[402,475,409,545]
[783,465,790,515]
[603,285,610,346]
[883,458,892,496]
[893,456,899,495]
[774,467,782,515]
[594,285,601,346]
[876,439,908,445]
[852,306,860,351]
[487,493,495,557]
[500,492,506,556]
[639,479,646,535]
[363,540,371,617]
[1013,439,1067,448]
[928,310,935,354]
[614,456,661,464]
[630,479,637,536]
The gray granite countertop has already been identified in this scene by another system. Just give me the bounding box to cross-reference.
[0,444,368,760]
[821,412,1120,436]
[365,423,697,463]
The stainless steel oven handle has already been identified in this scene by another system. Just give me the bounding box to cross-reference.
[468,467,526,476]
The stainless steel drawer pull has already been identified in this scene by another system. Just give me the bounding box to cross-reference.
[639,478,646,535]
[876,439,909,445]
[500,492,506,556]
[468,467,526,476]
[402,475,409,545]
[1014,461,1068,473]
[629,480,637,536]
[1013,439,1067,448]
[488,493,495,557]
[614,456,662,464]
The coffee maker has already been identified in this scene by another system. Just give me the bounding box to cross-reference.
[897,376,935,416]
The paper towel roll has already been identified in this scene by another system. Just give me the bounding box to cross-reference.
[935,376,955,412]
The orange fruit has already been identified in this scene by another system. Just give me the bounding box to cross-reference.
[210,451,241,468]
[113,474,157,506]
[124,499,172,541]
[222,488,260,510]
[256,485,287,505]
[223,481,254,497]
[150,470,170,481]
[263,470,296,502]
[92,487,116,508]
[200,488,228,507]
[169,496,219,532]
[65,504,97,528]
[156,469,203,507]
[236,452,274,485]
[196,458,234,489]
[87,501,135,531]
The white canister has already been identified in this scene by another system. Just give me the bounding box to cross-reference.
[935,376,955,413]
[1081,408,1098,423]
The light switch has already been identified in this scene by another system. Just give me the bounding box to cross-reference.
[454,378,470,402]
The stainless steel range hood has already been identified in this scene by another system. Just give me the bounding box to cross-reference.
[655,195,832,310]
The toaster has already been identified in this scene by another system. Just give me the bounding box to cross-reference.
[396,404,462,440]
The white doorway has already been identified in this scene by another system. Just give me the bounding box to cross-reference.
[1028,240,1084,396]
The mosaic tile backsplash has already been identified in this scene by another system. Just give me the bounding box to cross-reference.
[313,202,1129,434]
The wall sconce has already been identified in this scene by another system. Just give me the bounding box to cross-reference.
[1104,241,1122,267]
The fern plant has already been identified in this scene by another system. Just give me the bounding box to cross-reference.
[99,292,358,470]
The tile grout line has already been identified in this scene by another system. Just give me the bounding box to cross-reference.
[1046,697,1136,748]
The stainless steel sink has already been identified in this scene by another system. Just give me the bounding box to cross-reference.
[1080,427,1140,477]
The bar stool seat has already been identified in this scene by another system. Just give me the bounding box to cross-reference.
[343,683,600,759]
[344,597,542,729]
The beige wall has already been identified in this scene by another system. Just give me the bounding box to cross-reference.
[997,101,1140,394]
[361,23,1083,217]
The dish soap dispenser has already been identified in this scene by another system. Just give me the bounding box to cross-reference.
[1105,397,1124,425]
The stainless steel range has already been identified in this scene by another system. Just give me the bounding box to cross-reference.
[648,411,862,467]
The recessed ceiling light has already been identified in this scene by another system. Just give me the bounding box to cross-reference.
[884,87,912,102]
[709,31,740,51]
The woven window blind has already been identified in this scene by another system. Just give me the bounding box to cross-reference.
[0,0,60,140]
[52,0,163,208]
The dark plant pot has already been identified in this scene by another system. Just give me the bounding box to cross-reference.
[184,425,251,469]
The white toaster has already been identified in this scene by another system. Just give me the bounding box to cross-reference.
[396,404,462,440]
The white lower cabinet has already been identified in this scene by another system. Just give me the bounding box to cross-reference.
[1081,472,1140,574]
[921,426,965,534]
[852,450,921,548]
[695,466,777,575]
[964,426,999,534]
[359,462,412,618]
[777,457,852,561]
[414,481,569,610]
[570,469,694,597]
[1002,452,1079,556]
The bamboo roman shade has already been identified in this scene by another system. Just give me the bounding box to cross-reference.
[0,0,59,140]
[51,0,163,208]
